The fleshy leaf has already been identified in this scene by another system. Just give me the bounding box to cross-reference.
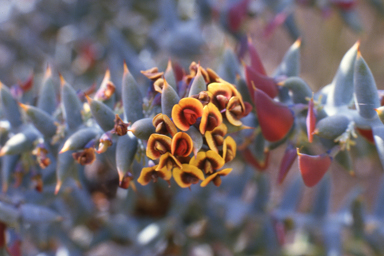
[354,51,380,119]
[122,64,144,123]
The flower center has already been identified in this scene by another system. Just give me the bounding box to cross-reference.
[183,109,198,125]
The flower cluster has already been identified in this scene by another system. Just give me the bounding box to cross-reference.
[137,63,251,188]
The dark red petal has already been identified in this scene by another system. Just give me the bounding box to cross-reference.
[245,65,278,99]
[277,144,297,184]
[356,127,374,144]
[254,89,294,142]
[247,36,267,75]
[298,149,332,187]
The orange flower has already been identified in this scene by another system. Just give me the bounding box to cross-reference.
[156,152,182,171]
[222,136,236,163]
[153,113,177,137]
[205,123,227,153]
[138,165,172,186]
[140,67,164,81]
[189,150,224,174]
[173,164,205,188]
[207,82,233,110]
[199,103,222,134]
[200,168,232,187]
[171,132,193,157]
[172,98,204,131]
[146,134,172,160]
[225,96,245,126]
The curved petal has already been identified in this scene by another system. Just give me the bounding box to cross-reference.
[153,113,177,137]
[205,123,227,153]
[138,166,158,186]
[222,136,237,163]
[172,98,204,131]
[146,134,172,160]
[225,96,244,126]
[200,173,219,187]
[199,103,222,134]
[171,132,193,157]
[189,150,224,174]
[254,89,294,142]
[207,82,233,110]
[173,164,205,188]
[157,152,182,171]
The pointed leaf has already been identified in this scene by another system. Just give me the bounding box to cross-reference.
[0,83,22,129]
[87,96,115,132]
[122,65,144,123]
[116,132,138,183]
[327,42,359,107]
[354,51,380,119]
[61,78,83,131]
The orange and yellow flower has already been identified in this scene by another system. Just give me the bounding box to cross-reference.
[173,164,205,188]
[172,98,204,131]
[200,168,232,187]
[199,103,222,134]
[189,150,225,174]
[153,113,177,137]
[146,134,172,160]
[138,165,172,186]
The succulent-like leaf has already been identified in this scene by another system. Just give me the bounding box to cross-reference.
[19,103,57,138]
[334,149,354,175]
[161,79,180,118]
[0,202,19,226]
[326,42,359,107]
[0,128,40,156]
[116,132,138,183]
[1,154,19,193]
[60,127,101,153]
[311,174,331,217]
[61,77,83,131]
[129,118,156,140]
[164,60,177,90]
[279,77,312,104]
[188,68,206,96]
[314,114,350,140]
[122,64,144,123]
[86,96,115,132]
[274,38,301,78]
[217,48,240,84]
[373,125,384,171]
[0,82,22,129]
[37,66,57,115]
[354,51,380,119]
[20,204,62,224]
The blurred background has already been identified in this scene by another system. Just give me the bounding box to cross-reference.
[2,0,384,255]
